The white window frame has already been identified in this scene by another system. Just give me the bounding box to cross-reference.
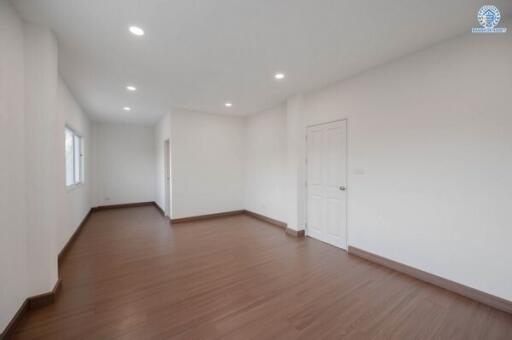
[65,126,84,188]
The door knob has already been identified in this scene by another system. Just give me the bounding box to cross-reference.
[339,186,346,191]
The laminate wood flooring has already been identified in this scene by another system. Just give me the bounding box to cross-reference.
[13,206,512,339]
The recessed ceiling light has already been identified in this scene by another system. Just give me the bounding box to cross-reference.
[225,102,233,108]
[123,107,132,111]
[274,73,285,80]
[126,85,137,92]
[129,26,144,36]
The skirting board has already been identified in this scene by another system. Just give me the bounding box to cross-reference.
[242,210,305,238]
[2,201,165,338]
[171,210,245,223]
[243,210,287,229]
[58,210,92,265]
[62,202,163,264]
[172,209,306,239]
[28,279,62,309]
[153,202,165,216]
[91,201,156,212]
[2,206,94,338]
[0,279,62,340]
[0,300,28,340]
[348,246,512,315]
[285,228,306,238]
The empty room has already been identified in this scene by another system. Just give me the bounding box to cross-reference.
[1,0,511,339]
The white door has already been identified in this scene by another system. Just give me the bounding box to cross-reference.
[306,120,347,249]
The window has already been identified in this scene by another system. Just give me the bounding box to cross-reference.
[65,127,84,186]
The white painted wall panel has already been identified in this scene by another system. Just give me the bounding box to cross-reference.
[0,0,29,330]
[300,30,512,300]
[170,110,244,218]
[92,123,156,207]
[244,106,287,222]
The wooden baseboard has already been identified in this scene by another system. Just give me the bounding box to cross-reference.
[171,210,245,224]
[2,207,93,339]
[3,202,163,337]
[171,209,306,239]
[243,210,287,229]
[91,201,155,212]
[0,300,28,340]
[58,210,91,265]
[242,211,305,238]
[0,279,62,340]
[153,202,165,216]
[28,279,62,309]
[285,228,305,238]
[348,246,512,315]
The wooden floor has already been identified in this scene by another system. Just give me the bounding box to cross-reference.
[14,206,512,339]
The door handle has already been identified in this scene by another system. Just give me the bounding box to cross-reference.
[339,186,346,191]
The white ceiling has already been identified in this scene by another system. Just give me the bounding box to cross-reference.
[13,0,512,125]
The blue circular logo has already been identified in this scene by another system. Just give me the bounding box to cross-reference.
[477,5,501,28]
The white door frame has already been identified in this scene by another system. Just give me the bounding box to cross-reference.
[304,118,349,250]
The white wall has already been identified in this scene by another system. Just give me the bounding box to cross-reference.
[0,1,92,331]
[243,106,287,222]
[0,0,29,330]
[92,123,156,207]
[154,112,172,215]
[24,22,59,296]
[300,30,512,301]
[154,24,512,305]
[56,79,91,253]
[285,95,306,231]
[246,29,512,301]
[170,109,245,219]
[2,1,510,331]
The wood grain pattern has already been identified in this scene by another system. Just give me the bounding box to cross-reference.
[0,300,28,340]
[12,206,512,339]
[348,246,512,315]
[1,279,62,340]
